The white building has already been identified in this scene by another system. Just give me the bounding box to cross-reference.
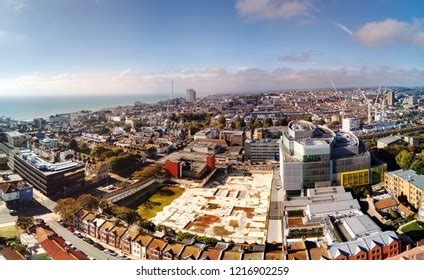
[186,89,197,102]
[342,118,361,132]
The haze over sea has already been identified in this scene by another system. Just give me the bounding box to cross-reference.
[0,94,172,121]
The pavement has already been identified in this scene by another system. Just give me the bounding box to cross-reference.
[46,220,118,260]
[267,169,284,243]
[0,201,17,225]
[364,196,386,224]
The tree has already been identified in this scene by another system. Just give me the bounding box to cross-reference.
[119,209,139,225]
[264,118,273,128]
[69,139,79,151]
[54,198,80,223]
[234,116,246,130]
[108,153,139,175]
[396,150,415,170]
[316,119,326,125]
[16,216,35,232]
[175,232,194,241]
[133,163,164,181]
[146,146,158,159]
[410,159,424,175]
[275,117,288,126]
[79,142,90,154]
[77,194,99,210]
[138,219,156,232]
[215,116,226,129]
[252,118,262,128]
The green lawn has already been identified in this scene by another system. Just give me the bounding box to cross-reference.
[400,220,424,233]
[0,225,23,239]
[31,254,52,260]
[136,186,184,220]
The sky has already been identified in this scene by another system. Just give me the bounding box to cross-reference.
[0,0,424,96]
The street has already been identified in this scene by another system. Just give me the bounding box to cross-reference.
[46,220,118,260]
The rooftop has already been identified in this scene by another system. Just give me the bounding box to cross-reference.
[387,169,424,191]
[341,215,381,239]
[377,135,401,145]
[18,151,82,175]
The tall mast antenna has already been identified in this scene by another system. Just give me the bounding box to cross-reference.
[171,80,174,99]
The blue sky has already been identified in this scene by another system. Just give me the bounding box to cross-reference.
[0,0,424,96]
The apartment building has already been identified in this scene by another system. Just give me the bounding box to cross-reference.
[384,169,424,209]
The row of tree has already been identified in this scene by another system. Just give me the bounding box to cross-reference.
[53,194,156,232]
[396,150,424,175]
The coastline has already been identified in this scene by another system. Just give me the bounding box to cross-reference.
[0,94,173,121]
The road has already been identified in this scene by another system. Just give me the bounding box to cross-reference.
[46,220,118,260]
[267,169,284,243]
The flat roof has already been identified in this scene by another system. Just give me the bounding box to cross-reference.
[308,199,360,216]
[377,136,401,144]
[387,169,424,191]
[17,151,82,175]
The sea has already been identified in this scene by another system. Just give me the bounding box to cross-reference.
[0,94,172,121]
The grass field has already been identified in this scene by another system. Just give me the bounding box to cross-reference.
[0,225,22,239]
[136,186,184,220]
[400,220,424,233]
[30,254,52,260]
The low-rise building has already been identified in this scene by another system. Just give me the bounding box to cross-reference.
[131,235,154,259]
[0,180,33,206]
[328,231,400,260]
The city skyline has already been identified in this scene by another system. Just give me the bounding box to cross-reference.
[0,0,424,96]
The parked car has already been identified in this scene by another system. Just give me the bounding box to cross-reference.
[73,231,83,238]
[93,243,105,251]
[103,249,118,257]
[83,237,94,244]
[9,209,18,215]
[117,253,129,260]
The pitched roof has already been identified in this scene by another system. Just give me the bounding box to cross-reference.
[134,235,154,247]
[40,239,77,260]
[163,243,184,257]
[0,247,25,260]
[148,238,167,251]
[243,252,264,260]
[180,245,203,260]
[222,250,242,260]
[74,208,90,220]
[374,198,399,210]
[199,247,223,260]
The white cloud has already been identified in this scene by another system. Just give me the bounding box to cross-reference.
[0,66,423,96]
[235,0,312,20]
[279,51,311,62]
[355,18,424,48]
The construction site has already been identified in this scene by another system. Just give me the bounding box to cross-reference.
[151,171,273,245]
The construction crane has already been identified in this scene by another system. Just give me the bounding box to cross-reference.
[329,78,346,120]
[361,85,384,124]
